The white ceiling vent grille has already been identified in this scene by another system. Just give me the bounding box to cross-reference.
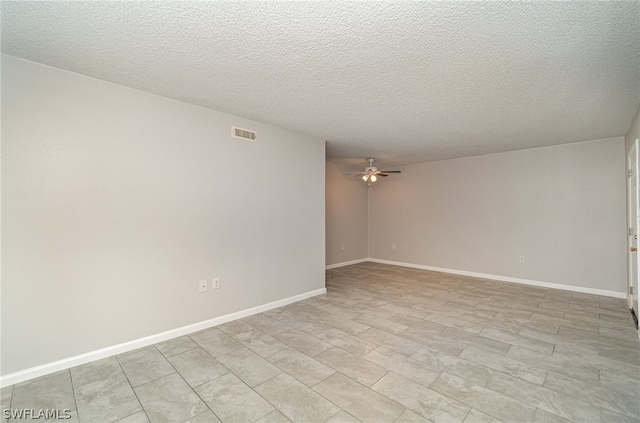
[231,126,257,142]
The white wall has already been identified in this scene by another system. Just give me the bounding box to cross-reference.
[626,106,640,153]
[325,162,368,266]
[368,138,627,293]
[1,55,326,375]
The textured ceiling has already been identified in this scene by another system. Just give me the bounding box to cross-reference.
[2,1,639,167]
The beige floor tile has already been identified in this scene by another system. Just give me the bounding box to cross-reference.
[70,356,123,388]
[195,373,274,422]
[506,345,599,384]
[438,327,511,355]
[254,410,292,423]
[533,408,572,423]
[313,373,405,423]
[394,409,431,423]
[233,327,288,358]
[114,411,150,423]
[354,313,409,334]
[365,347,441,388]
[430,372,536,423]
[242,314,294,336]
[357,327,422,356]
[167,348,229,388]
[458,346,547,385]
[424,313,485,334]
[154,336,199,358]
[182,410,221,423]
[134,373,207,423]
[326,410,363,423]
[11,372,76,416]
[190,328,245,358]
[118,348,175,388]
[600,408,640,423]
[5,263,639,423]
[255,373,340,422]
[216,347,282,387]
[266,347,335,387]
[216,319,255,336]
[74,372,141,423]
[463,409,503,423]
[273,329,334,357]
[479,327,555,355]
[410,347,492,386]
[372,372,470,423]
[487,371,600,422]
[315,347,388,387]
[543,371,640,420]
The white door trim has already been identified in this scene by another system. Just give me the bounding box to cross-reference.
[626,138,639,335]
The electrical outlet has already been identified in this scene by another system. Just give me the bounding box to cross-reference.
[392,244,396,250]
[199,280,208,293]
[519,256,525,263]
[341,244,345,251]
[212,277,221,290]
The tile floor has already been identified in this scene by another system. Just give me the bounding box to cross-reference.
[2,262,640,423]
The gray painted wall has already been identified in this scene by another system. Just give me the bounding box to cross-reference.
[367,137,627,292]
[1,55,326,375]
[325,162,369,266]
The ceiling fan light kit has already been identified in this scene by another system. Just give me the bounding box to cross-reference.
[344,158,401,185]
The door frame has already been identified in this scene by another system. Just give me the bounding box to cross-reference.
[626,138,639,332]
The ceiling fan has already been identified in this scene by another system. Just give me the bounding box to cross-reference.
[343,158,401,183]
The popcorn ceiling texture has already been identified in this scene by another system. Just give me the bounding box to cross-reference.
[2,1,639,167]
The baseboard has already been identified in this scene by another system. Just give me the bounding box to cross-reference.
[325,258,368,270]
[0,287,327,387]
[367,258,627,299]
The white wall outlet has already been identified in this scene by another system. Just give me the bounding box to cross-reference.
[340,244,345,251]
[392,244,396,250]
[519,256,525,263]
[199,280,208,293]
[212,277,221,290]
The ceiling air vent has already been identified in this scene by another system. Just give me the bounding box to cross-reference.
[232,126,257,142]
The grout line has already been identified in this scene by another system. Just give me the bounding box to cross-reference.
[114,353,150,423]
[67,369,80,421]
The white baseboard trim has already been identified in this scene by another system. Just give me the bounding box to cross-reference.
[368,258,627,299]
[0,287,327,387]
[325,258,368,270]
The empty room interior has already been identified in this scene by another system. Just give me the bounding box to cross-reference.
[2,2,640,423]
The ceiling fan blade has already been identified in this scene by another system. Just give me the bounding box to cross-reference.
[343,172,365,175]
[379,170,401,173]
[377,173,389,177]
